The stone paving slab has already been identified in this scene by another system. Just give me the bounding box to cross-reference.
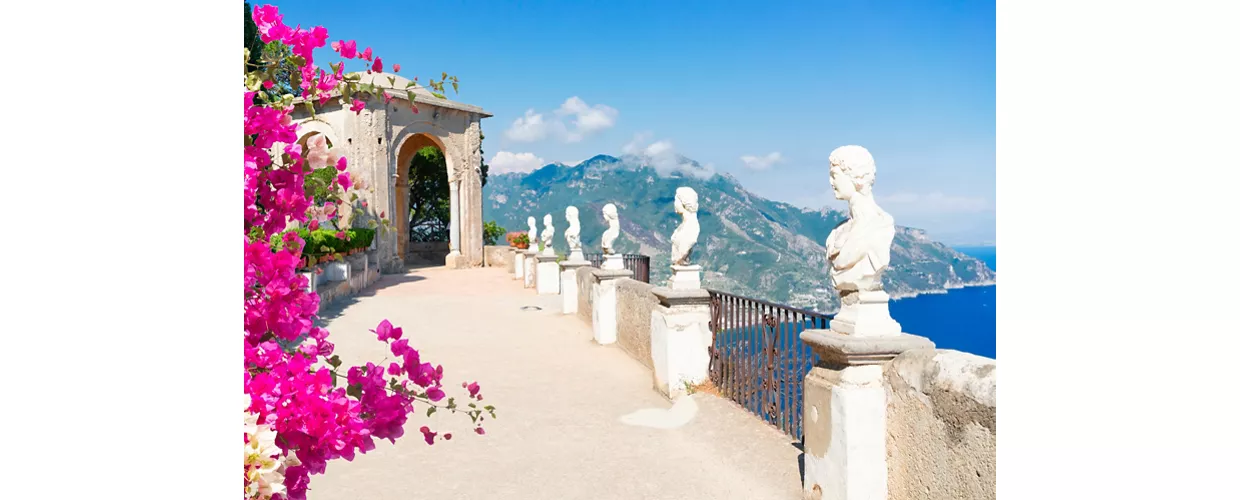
[310,266,803,500]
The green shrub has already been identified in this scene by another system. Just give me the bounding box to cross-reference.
[483,221,506,246]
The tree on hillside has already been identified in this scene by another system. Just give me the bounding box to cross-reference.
[408,146,451,242]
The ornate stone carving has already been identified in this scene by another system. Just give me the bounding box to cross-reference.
[565,206,584,260]
[669,187,700,266]
[526,216,538,249]
[823,145,901,336]
[541,214,556,256]
[601,203,620,255]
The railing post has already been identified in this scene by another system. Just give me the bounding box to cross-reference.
[536,254,560,295]
[559,256,591,313]
[591,268,632,344]
[799,331,932,500]
[649,285,711,401]
[522,248,538,289]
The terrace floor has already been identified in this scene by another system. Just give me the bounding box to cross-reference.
[309,265,804,500]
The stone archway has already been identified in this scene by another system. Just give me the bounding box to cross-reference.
[394,132,453,266]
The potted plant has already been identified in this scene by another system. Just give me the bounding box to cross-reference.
[506,231,530,250]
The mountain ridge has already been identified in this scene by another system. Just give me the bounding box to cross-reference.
[483,154,995,313]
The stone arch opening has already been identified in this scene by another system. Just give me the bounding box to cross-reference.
[394,132,454,266]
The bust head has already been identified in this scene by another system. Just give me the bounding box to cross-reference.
[674,187,699,215]
[566,206,579,224]
[527,216,536,227]
[543,213,553,226]
[603,203,618,222]
[828,145,876,201]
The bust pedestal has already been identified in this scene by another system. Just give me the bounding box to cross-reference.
[523,250,538,289]
[649,287,712,401]
[829,290,902,337]
[559,258,591,314]
[668,264,701,291]
[799,329,934,500]
[601,253,624,270]
[568,249,585,262]
[536,254,561,295]
[591,268,632,345]
[512,248,525,280]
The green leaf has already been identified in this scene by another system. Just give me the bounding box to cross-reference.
[426,406,437,417]
[346,383,363,399]
[442,72,447,79]
[388,76,396,87]
[406,90,417,103]
[330,370,339,387]
[451,81,459,94]
[432,92,446,100]
[327,355,342,368]
[406,81,416,88]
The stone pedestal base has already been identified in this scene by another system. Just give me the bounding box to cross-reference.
[559,259,591,314]
[568,249,585,262]
[591,268,633,345]
[299,271,316,293]
[506,248,517,274]
[536,255,561,295]
[668,264,702,290]
[513,249,526,280]
[829,290,902,337]
[649,288,712,400]
[523,251,538,289]
[601,253,624,270]
[444,251,465,269]
[799,329,934,500]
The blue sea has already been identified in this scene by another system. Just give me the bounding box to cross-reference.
[889,246,996,358]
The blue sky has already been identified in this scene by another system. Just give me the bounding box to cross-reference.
[270,0,995,245]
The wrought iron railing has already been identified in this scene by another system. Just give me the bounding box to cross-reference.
[706,289,834,439]
[582,253,651,283]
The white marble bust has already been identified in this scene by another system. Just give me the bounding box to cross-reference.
[526,216,537,251]
[824,145,895,297]
[564,206,582,258]
[601,203,620,255]
[669,187,700,266]
[541,213,555,256]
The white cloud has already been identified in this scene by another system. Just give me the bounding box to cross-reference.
[556,96,618,136]
[489,151,547,174]
[503,110,551,143]
[504,97,618,144]
[740,152,784,171]
[620,133,715,180]
[877,192,993,213]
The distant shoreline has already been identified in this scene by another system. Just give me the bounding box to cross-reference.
[890,279,996,302]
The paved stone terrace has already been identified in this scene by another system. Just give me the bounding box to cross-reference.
[310,265,803,500]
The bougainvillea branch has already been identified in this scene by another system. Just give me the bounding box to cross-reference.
[243,5,488,500]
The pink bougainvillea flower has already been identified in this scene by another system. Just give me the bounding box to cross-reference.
[372,57,383,73]
[360,47,372,62]
[337,173,352,191]
[335,231,347,240]
[426,387,445,402]
[393,63,401,73]
[389,338,410,357]
[419,426,436,445]
[475,427,486,436]
[262,80,274,90]
[379,211,386,219]
[382,92,394,104]
[331,40,340,51]
[361,200,369,208]
[308,219,319,230]
[336,40,357,59]
[443,433,452,440]
[336,156,348,172]
[304,134,334,170]
[350,99,365,114]
[467,382,481,398]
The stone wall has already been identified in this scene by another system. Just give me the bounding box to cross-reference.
[576,266,597,325]
[407,241,449,266]
[615,278,657,369]
[885,348,996,500]
[483,245,511,268]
